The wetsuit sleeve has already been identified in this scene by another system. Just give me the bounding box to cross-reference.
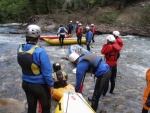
[75,61,89,92]
[39,49,54,87]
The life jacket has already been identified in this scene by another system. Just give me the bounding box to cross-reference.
[105,47,118,62]
[52,71,68,88]
[17,45,41,75]
[80,53,102,75]
[60,27,66,33]
[77,26,83,35]
[91,27,95,34]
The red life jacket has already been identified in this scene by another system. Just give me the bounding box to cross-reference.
[101,43,121,66]
[77,26,83,35]
[91,27,95,34]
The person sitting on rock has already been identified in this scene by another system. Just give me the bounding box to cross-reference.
[52,63,68,88]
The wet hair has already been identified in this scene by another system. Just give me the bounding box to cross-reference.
[26,36,39,42]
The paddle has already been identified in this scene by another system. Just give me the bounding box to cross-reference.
[78,74,86,93]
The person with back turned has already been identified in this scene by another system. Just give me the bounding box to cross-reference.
[101,35,121,96]
[57,24,68,47]
[69,52,111,112]
[17,24,54,113]
[52,62,68,88]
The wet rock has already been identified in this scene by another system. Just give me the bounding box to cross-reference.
[0,98,25,113]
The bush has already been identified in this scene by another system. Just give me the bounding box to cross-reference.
[96,10,120,24]
[138,5,150,26]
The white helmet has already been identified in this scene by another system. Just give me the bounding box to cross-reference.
[91,24,94,26]
[70,21,72,23]
[106,35,116,42]
[69,52,79,62]
[76,21,79,24]
[26,25,41,38]
[78,23,82,26]
[86,26,90,29]
[113,31,120,37]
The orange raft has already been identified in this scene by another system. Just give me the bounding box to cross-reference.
[52,84,75,101]
[39,34,71,40]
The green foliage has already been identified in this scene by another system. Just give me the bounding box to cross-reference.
[139,5,150,26]
[96,10,120,24]
[0,0,32,23]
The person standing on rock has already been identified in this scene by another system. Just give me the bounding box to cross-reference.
[67,20,74,35]
[77,23,83,46]
[17,24,54,113]
[101,35,121,95]
[113,31,123,59]
[57,24,68,47]
[90,24,96,43]
[85,26,93,51]
[68,52,111,112]
[142,69,150,113]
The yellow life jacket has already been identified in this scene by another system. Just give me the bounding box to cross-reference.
[17,45,41,75]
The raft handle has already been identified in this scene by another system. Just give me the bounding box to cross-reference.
[59,102,62,110]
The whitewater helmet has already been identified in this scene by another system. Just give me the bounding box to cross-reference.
[106,35,116,42]
[69,52,79,62]
[86,26,90,30]
[91,24,94,26]
[26,25,41,38]
[70,20,72,23]
[78,23,82,26]
[53,63,61,72]
[76,21,79,24]
[113,31,120,37]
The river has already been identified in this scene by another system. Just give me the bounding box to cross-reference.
[0,24,150,113]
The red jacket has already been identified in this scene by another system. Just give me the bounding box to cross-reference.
[101,43,121,66]
[91,26,95,34]
[116,37,123,50]
[77,26,83,35]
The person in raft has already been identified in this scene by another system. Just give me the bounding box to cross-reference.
[52,62,68,88]
[17,24,54,113]
[101,35,121,96]
[68,52,111,112]
[57,24,68,47]
[142,69,150,113]
[112,31,123,59]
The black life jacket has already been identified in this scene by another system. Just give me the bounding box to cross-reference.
[17,45,41,76]
[60,27,66,33]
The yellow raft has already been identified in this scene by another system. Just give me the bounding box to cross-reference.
[54,91,96,113]
[52,84,75,101]
[43,37,86,45]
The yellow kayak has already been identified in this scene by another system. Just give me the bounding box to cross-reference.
[43,37,86,45]
[53,84,75,101]
[54,91,96,113]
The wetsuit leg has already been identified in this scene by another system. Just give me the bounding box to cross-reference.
[92,34,95,43]
[142,107,148,113]
[91,70,111,111]
[110,65,117,93]
[61,35,64,47]
[87,43,90,51]
[22,81,50,113]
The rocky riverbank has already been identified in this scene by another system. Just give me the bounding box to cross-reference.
[0,34,149,113]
